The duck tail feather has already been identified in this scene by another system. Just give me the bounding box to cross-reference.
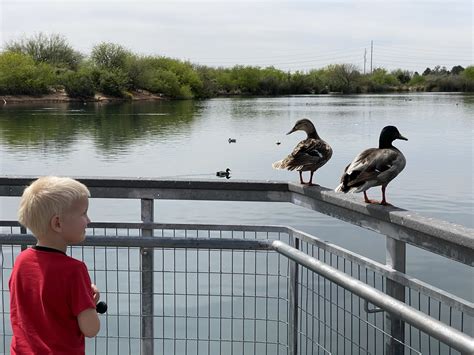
[272,160,285,170]
[335,183,352,193]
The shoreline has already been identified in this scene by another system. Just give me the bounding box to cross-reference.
[1,89,164,104]
[1,88,469,105]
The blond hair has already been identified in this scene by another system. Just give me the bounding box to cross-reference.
[18,176,90,237]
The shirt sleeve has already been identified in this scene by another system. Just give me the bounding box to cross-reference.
[70,262,96,316]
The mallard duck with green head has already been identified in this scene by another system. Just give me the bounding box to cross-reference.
[273,118,333,186]
[335,125,407,205]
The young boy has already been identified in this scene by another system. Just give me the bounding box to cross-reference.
[9,176,100,354]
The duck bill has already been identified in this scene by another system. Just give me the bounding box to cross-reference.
[398,134,408,141]
[286,128,296,135]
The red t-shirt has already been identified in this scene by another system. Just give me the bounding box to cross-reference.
[9,247,96,355]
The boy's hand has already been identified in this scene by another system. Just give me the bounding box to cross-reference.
[91,283,100,304]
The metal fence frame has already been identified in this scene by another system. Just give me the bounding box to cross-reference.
[1,176,473,354]
[1,230,473,354]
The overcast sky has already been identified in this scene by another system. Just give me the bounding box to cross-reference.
[1,0,472,73]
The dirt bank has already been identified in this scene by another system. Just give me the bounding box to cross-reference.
[1,89,164,104]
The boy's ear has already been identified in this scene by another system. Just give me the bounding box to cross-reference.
[50,215,62,232]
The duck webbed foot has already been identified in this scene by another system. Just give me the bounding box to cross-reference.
[363,191,379,204]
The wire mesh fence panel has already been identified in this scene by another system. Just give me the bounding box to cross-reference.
[0,223,472,355]
[296,235,472,355]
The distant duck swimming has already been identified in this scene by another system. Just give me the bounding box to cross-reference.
[272,118,333,186]
[335,125,407,205]
[216,168,231,179]
[228,138,236,143]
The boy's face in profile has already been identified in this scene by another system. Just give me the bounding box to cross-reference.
[59,197,91,245]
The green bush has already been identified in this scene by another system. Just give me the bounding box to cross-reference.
[62,68,95,98]
[460,66,474,91]
[93,69,128,97]
[145,70,182,98]
[0,51,55,95]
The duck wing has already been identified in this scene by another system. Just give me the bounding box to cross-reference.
[274,138,332,171]
[342,148,405,190]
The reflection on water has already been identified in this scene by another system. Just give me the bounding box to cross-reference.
[0,100,200,156]
[0,93,473,300]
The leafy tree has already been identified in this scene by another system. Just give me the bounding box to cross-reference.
[194,65,219,98]
[91,42,131,71]
[258,66,288,95]
[5,33,82,70]
[325,64,360,93]
[422,67,432,76]
[370,68,399,85]
[306,69,325,93]
[391,69,411,84]
[230,65,262,94]
[451,65,464,75]
[123,55,154,90]
[288,71,313,94]
[433,65,449,75]
[215,69,237,94]
[408,72,425,86]
[460,66,474,91]
[461,66,474,80]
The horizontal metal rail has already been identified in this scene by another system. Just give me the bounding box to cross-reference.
[2,233,473,354]
[270,240,474,355]
[1,176,473,265]
[2,220,473,315]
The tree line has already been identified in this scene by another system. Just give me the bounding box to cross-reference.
[1,33,473,99]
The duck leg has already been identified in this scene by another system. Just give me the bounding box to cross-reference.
[307,171,319,186]
[299,171,305,184]
[380,186,392,206]
[363,191,378,204]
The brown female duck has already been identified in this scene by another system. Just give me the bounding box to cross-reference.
[273,118,333,186]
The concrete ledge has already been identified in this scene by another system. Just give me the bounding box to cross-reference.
[1,176,472,265]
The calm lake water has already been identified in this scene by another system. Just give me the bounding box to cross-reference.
[0,93,472,301]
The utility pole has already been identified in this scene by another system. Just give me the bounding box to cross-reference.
[364,48,367,74]
[370,40,373,73]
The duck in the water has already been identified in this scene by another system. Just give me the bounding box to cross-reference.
[272,118,333,186]
[335,125,407,205]
[216,168,231,179]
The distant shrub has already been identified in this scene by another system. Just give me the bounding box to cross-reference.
[92,69,128,97]
[423,75,465,92]
[408,73,426,86]
[62,68,96,98]
[145,70,182,98]
[0,51,55,95]
[460,66,474,91]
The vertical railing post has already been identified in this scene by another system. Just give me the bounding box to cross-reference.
[20,226,28,251]
[141,199,154,355]
[288,233,299,355]
[385,236,406,355]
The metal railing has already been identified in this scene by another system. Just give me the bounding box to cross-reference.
[0,176,473,355]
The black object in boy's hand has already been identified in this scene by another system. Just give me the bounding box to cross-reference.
[96,301,107,314]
